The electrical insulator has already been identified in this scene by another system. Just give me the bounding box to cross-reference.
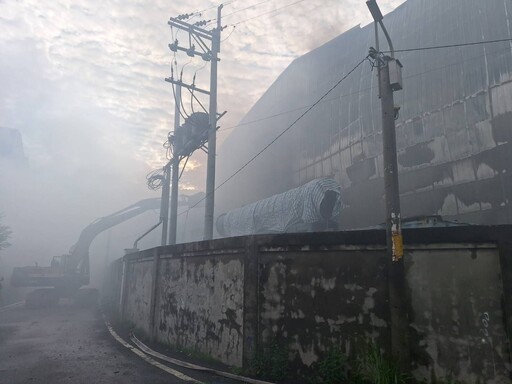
[186,45,196,57]
[177,13,193,20]
[169,39,179,52]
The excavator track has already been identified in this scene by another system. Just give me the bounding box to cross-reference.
[25,288,60,309]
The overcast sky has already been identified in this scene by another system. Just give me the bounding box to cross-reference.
[0,0,405,266]
[1,0,405,188]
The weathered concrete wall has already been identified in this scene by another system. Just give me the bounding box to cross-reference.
[258,245,389,373]
[102,257,124,314]
[407,245,510,383]
[113,227,512,383]
[123,253,154,335]
[255,239,511,382]
[154,253,244,366]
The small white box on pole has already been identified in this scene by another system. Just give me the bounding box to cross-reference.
[389,59,403,91]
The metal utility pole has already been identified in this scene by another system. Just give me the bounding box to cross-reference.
[366,0,408,370]
[204,5,222,240]
[168,84,181,245]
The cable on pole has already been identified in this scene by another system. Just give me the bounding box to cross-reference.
[190,61,208,114]
[179,156,189,180]
[221,26,236,42]
[171,81,188,121]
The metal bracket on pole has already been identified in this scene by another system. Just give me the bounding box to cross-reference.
[165,78,211,96]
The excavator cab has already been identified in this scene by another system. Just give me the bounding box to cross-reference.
[11,254,77,288]
[50,255,66,269]
[11,254,93,308]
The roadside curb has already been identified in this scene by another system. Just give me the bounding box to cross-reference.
[103,314,275,384]
[104,317,202,383]
[130,333,276,384]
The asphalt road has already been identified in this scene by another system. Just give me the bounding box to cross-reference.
[0,301,240,384]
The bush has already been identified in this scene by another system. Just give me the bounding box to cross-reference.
[251,341,289,382]
[314,347,350,384]
[355,342,409,384]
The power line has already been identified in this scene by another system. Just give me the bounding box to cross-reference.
[221,0,275,19]
[179,55,369,216]
[231,0,307,27]
[205,0,275,28]
[192,0,241,16]
[218,41,512,134]
[169,35,512,215]
[387,37,512,53]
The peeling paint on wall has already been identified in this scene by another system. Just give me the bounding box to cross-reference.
[259,249,389,376]
[406,246,510,383]
[114,229,512,382]
[124,259,153,335]
[155,255,244,366]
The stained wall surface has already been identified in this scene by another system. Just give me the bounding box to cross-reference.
[258,246,390,373]
[123,254,154,335]
[154,253,245,366]
[111,227,512,382]
[216,0,512,229]
[406,245,509,382]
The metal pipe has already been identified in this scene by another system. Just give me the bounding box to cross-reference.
[133,220,162,249]
[378,20,394,58]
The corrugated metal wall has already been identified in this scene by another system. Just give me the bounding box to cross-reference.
[217,0,512,229]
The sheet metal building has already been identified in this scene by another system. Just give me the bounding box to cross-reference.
[216,0,512,230]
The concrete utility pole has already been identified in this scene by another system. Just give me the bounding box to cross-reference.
[166,6,223,242]
[366,0,408,371]
[203,5,223,241]
[168,84,181,245]
[367,0,403,262]
[160,164,170,246]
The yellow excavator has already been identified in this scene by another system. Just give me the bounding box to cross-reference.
[10,198,162,308]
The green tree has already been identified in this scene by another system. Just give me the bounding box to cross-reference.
[0,216,12,251]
